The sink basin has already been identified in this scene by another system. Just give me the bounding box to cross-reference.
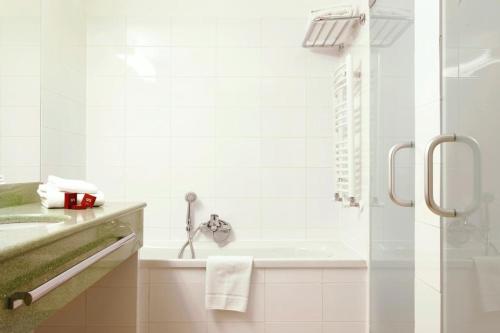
[0,214,71,225]
[0,222,54,230]
[0,214,72,247]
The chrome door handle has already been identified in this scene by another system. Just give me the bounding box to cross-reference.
[424,134,481,218]
[388,142,414,207]
[7,233,137,310]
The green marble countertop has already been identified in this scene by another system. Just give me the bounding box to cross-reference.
[0,202,146,263]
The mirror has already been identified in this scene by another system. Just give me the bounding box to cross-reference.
[0,1,41,184]
[0,0,86,184]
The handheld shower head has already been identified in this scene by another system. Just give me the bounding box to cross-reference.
[185,192,197,202]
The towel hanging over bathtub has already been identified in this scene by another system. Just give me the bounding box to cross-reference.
[205,256,253,312]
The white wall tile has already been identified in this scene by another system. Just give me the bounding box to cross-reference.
[172,48,216,77]
[171,138,215,167]
[262,78,306,107]
[171,167,216,197]
[126,76,171,107]
[215,168,261,197]
[0,76,40,106]
[266,322,322,333]
[261,18,304,48]
[265,269,322,283]
[321,323,366,333]
[172,107,215,137]
[215,78,260,107]
[87,77,125,107]
[149,283,207,322]
[262,198,306,231]
[0,46,40,75]
[127,17,171,46]
[261,48,308,77]
[215,138,261,168]
[125,166,171,197]
[261,108,305,138]
[87,16,126,46]
[87,107,125,137]
[208,322,264,333]
[306,168,335,197]
[262,168,306,198]
[126,47,171,77]
[215,107,261,137]
[126,137,170,168]
[265,284,322,322]
[261,138,305,167]
[150,323,207,333]
[216,19,261,47]
[172,78,215,107]
[126,107,170,137]
[172,18,216,47]
[307,138,334,167]
[323,283,366,322]
[87,46,126,76]
[216,48,261,77]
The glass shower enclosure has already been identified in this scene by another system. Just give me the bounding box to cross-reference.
[369,0,415,332]
[442,0,500,332]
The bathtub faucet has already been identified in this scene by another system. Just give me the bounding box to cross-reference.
[200,214,232,243]
[178,195,232,259]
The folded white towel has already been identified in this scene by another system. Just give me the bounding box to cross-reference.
[37,188,105,209]
[205,256,253,312]
[473,256,500,312]
[47,175,98,194]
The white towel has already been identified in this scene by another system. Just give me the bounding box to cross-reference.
[37,186,105,209]
[47,175,98,194]
[473,256,500,312]
[205,256,253,312]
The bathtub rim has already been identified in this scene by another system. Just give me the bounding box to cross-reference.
[139,258,367,268]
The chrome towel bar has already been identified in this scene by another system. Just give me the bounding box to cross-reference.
[7,233,137,310]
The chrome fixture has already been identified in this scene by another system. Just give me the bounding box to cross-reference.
[8,233,136,310]
[388,141,414,207]
[200,214,232,243]
[302,6,365,49]
[178,192,232,259]
[424,134,481,218]
[178,192,197,259]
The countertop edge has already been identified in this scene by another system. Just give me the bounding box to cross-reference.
[0,202,147,262]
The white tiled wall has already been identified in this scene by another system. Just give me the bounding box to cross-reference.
[40,0,87,180]
[84,0,370,248]
[0,0,41,183]
[139,265,367,333]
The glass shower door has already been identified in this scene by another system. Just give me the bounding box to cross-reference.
[369,1,415,332]
[441,0,500,332]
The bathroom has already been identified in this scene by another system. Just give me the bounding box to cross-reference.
[0,0,498,332]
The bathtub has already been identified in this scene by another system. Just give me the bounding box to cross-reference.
[139,241,367,268]
[138,241,368,331]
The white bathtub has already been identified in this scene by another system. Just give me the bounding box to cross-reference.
[138,241,368,331]
[139,241,366,268]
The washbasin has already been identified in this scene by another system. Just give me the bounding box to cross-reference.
[0,214,71,230]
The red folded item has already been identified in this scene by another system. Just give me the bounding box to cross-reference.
[64,193,78,209]
[82,193,97,208]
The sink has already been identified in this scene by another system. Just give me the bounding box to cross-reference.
[0,214,72,247]
[0,214,71,225]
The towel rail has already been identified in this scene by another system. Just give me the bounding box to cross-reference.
[7,233,137,310]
